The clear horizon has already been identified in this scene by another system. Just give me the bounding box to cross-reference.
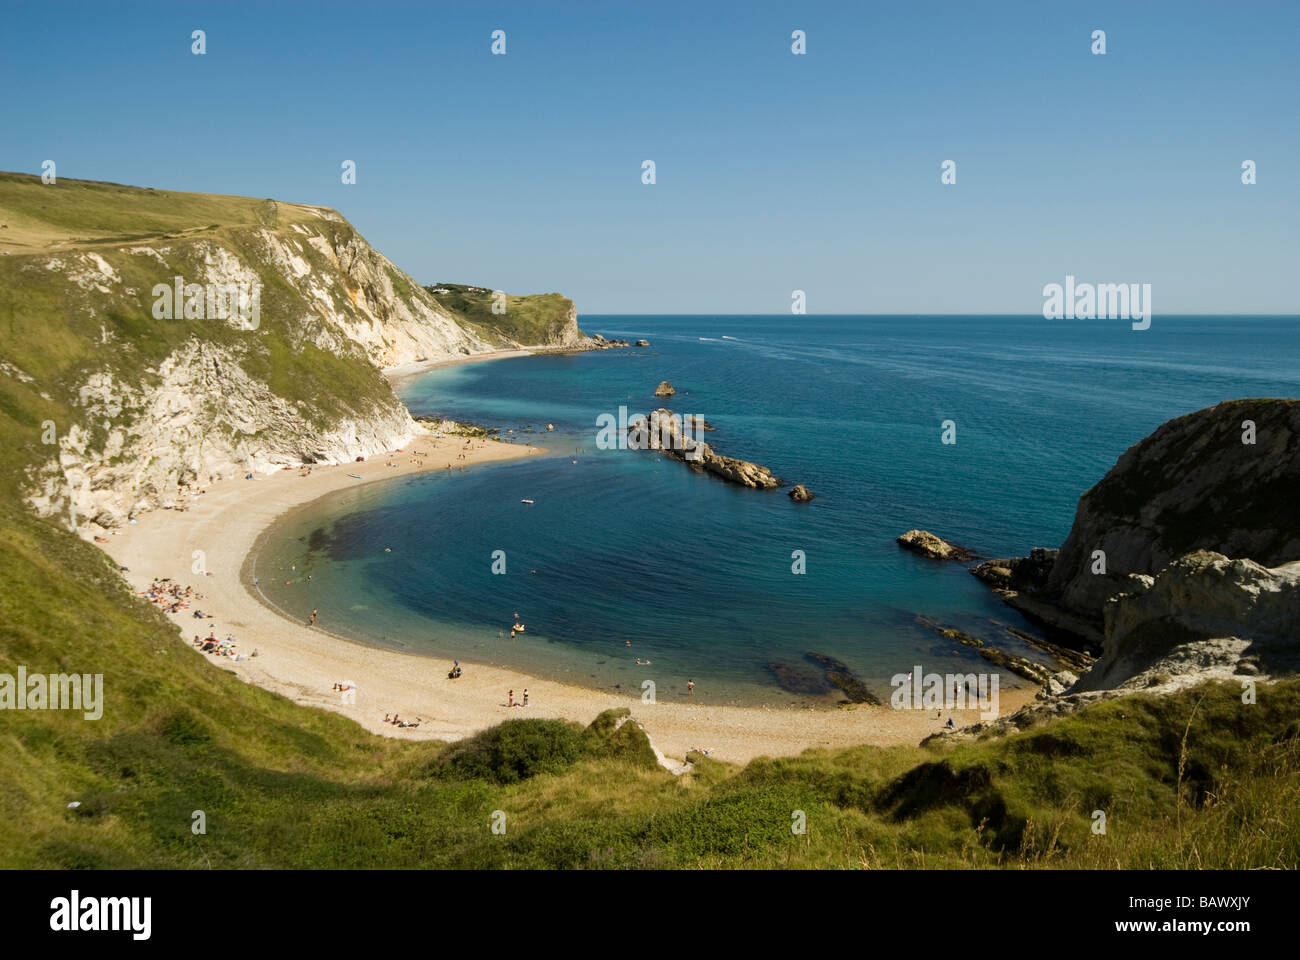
[2,0,1296,314]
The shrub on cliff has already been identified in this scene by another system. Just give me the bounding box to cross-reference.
[438,718,587,785]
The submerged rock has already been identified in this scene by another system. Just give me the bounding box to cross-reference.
[766,661,833,695]
[804,652,881,705]
[788,484,815,502]
[914,615,1055,685]
[635,339,650,347]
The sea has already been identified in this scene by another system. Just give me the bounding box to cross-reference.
[250,316,1300,706]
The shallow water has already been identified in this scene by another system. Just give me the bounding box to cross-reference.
[252,315,1300,705]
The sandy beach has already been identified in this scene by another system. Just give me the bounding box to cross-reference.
[101,428,1038,767]
[382,347,540,386]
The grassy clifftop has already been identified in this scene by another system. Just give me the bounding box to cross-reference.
[0,172,323,254]
[425,282,582,347]
[0,172,589,528]
[0,173,413,483]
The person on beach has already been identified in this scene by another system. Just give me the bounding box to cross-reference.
[309,609,318,626]
[687,679,695,694]
[522,689,529,707]
[508,690,515,707]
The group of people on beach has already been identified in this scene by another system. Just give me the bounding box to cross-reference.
[191,630,246,661]
[140,577,205,615]
[383,713,421,728]
[142,574,254,662]
[507,689,529,708]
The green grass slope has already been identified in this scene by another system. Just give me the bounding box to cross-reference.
[0,172,321,254]
[425,282,581,346]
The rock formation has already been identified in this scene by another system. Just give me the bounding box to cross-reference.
[897,529,974,561]
[971,399,1300,643]
[914,615,1057,684]
[628,409,781,490]
[971,549,1104,647]
[681,414,715,431]
[944,550,1300,742]
[940,401,1300,740]
[789,484,815,502]
[804,653,881,704]
[1043,399,1298,628]
[654,381,675,397]
[1077,550,1300,693]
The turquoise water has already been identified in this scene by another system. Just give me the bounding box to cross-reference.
[253,316,1300,706]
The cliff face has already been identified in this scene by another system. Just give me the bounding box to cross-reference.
[0,173,578,530]
[1045,399,1300,625]
[965,398,1300,710]
[940,549,1300,742]
[1074,551,1300,693]
[23,340,419,529]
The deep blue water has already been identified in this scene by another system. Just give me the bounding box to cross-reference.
[254,316,1300,705]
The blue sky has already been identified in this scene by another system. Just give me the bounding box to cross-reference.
[2,0,1296,314]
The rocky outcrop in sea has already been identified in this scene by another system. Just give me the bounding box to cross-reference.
[629,408,782,490]
[897,529,975,561]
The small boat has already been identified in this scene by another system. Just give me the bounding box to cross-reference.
[520,498,534,504]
